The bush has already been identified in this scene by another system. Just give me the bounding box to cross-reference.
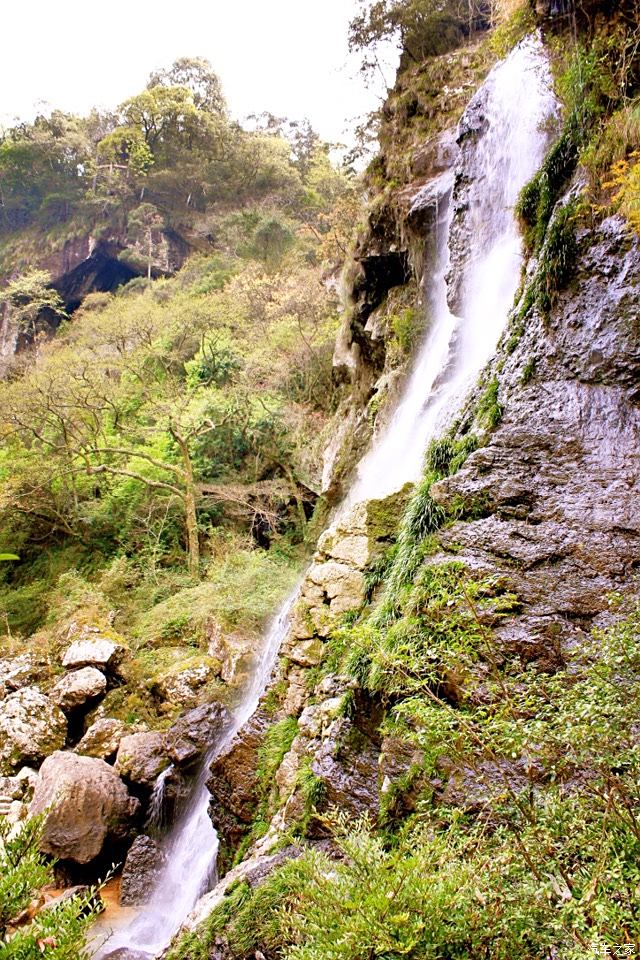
[0,815,98,959]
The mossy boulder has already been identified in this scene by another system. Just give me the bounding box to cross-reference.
[0,686,67,774]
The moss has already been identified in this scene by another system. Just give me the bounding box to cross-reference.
[521,357,537,384]
[297,757,327,812]
[476,376,503,430]
[490,3,535,59]
[257,717,298,786]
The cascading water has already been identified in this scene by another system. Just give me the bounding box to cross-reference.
[348,34,558,506]
[94,33,557,960]
[93,593,297,959]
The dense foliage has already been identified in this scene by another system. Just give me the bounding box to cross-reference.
[0,60,361,758]
[0,816,97,959]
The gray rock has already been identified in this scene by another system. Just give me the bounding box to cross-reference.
[115,732,168,786]
[62,635,126,672]
[30,751,139,863]
[166,702,229,768]
[50,667,107,710]
[0,654,46,700]
[120,835,166,906]
[76,717,125,760]
[152,659,218,710]
[102,950,152,960]
[0,687,67,774]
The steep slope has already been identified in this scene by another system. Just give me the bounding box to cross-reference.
[160,9,640,960]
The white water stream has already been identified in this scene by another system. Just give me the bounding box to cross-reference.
[94,34,557,960]
[94,593,297,958]
[348,34,557,505]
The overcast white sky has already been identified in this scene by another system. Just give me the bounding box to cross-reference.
[0,0,398,145]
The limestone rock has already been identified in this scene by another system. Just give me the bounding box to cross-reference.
[207,710,269,861]
[50,667,107,711]
[282,666,308,716]
[30,751,139,863]
[62,632,126,673]
[0,654,47,700]
[0,687,67,774]
[307,560,365,613]
[0,767,38,820]
[166,702,230,768]
[76,717,125,760]
[152,658,218,709]
[287,638,325,668]
[316,530,370,568]
[115,732,168,786]
[205,619,251,684]
[120,835,166,906]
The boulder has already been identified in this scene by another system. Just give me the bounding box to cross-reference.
[205,619,252,684]
[0,767,38,822]
[120,835,166,905]
[61,632,126,672]
[0,687,67,774]
[0,654,46,700]
[152,658,218,710]
[287,638,325,668]
[166,702,230,769]
[30,752,139,863]
[76,717,125,760]
[50,667,107,711]
[115,732,168,786]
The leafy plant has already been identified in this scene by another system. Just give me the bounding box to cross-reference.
[0,815,99,959]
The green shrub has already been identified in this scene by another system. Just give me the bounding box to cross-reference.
[0,815,99,959]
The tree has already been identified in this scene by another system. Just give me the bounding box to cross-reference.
[147,57,227,117]
[126,203,166,279]
[349,0,490,69]
[0,269,67,340]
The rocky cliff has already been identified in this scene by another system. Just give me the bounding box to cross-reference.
[170,11,640,958]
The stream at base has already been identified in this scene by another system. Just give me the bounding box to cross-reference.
[93,594,296,958]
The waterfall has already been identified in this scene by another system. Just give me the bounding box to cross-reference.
[94,33,557,960]
[145,766,173,835]
[348,34,558,506]
[93,593,298,959]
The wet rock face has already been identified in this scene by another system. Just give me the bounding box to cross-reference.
[115,732,169,787]
[0,687,67,774]
[30,751,139,864]
[433,215,640,654]
[120,835,166,906]
[101,950,152,960]
[207,709,269,856]
[311,721,380,819]
[166,702,230,769]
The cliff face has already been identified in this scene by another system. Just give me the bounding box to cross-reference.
[192,21,640,956]
[0,225,190,370]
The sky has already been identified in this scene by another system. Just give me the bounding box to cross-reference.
[0,0,398,146]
